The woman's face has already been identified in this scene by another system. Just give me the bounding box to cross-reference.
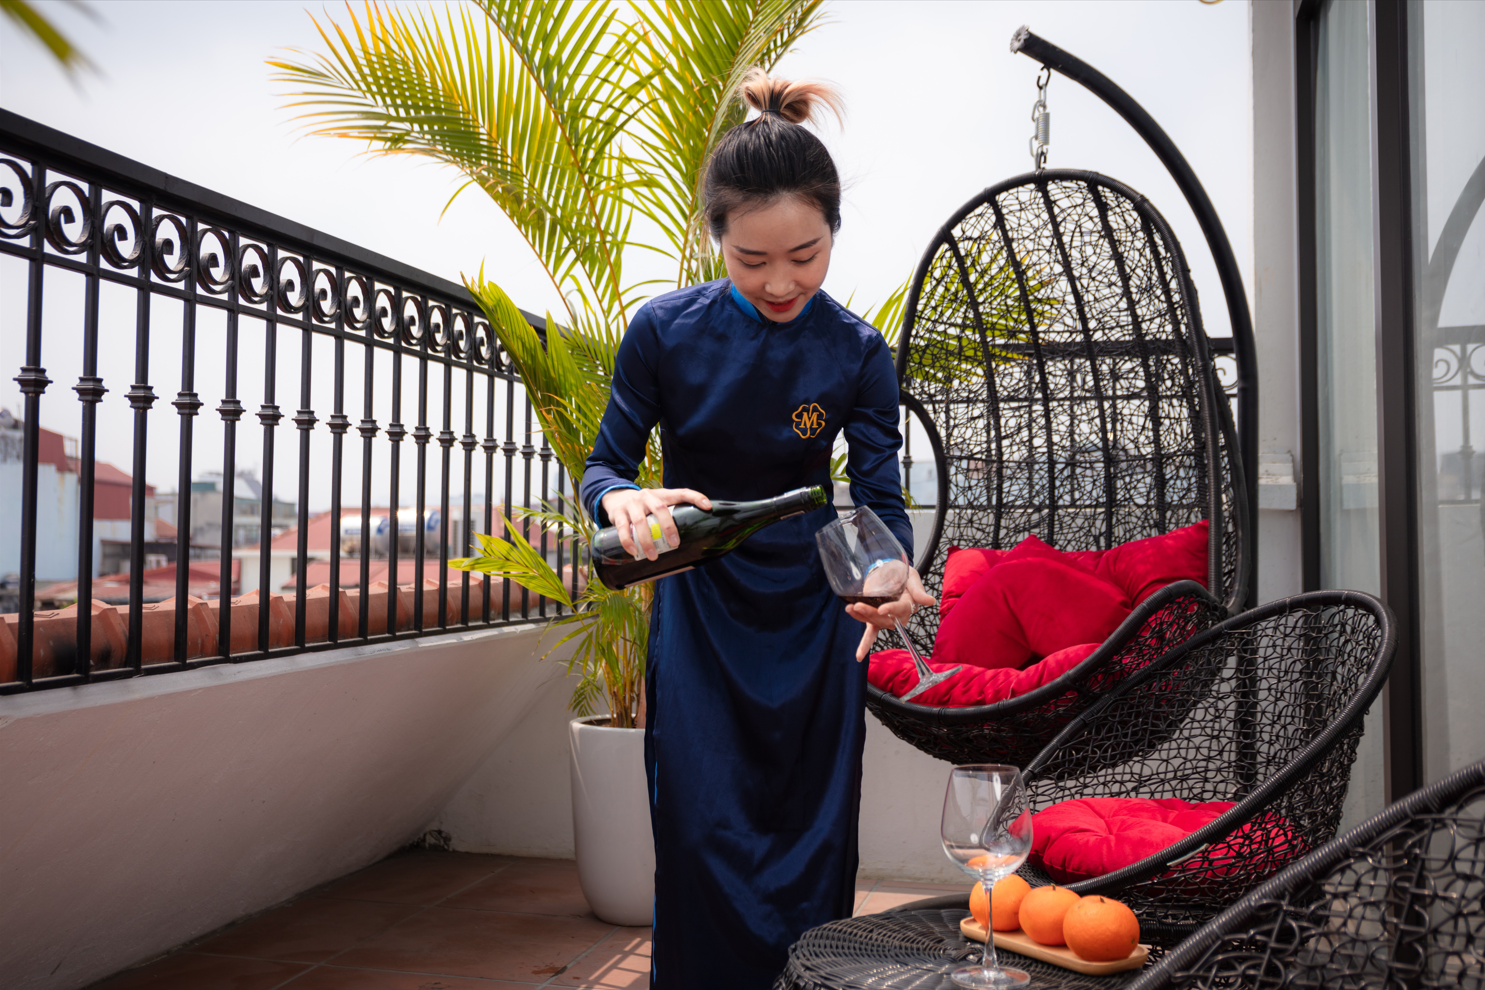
[720,195,832,323]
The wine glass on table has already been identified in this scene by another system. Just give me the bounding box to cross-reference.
[814,506,962,701]
[942,765,1034,988]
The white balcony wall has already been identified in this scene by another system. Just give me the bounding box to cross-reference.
[0,623,571,990]
[434,662,966,884]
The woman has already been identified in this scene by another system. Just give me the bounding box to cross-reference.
[580,69,932,990]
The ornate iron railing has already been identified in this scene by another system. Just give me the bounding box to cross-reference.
[0,110,577,693]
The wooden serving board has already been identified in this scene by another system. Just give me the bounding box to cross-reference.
[959,916,1150,976]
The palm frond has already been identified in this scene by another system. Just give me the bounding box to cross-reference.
[853,276,910,348]
[625,0,828,286]
[270,0,642,327]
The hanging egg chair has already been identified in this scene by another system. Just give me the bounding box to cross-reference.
[870,30,1255,769]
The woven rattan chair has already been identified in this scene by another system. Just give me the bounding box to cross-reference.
[1127,757,1485,989]
[873,170,1248,767]
[775,593,1398,990]
[774,761,1482,990]
[1018,591,1396,942]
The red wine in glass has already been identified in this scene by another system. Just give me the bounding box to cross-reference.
[814,506,962,701]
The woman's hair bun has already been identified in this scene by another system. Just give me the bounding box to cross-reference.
[738,66,843,127]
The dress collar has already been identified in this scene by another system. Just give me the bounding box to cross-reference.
[729,282,816,326]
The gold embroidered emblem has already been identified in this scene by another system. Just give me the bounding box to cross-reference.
[792,402,826,439]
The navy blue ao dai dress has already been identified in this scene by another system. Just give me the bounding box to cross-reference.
[581,278,912,990]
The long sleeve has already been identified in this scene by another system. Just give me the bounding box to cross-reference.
[581,304,663,527]
[844,334,913,557]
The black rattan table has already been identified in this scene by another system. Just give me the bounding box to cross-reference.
[775,899,1154,990]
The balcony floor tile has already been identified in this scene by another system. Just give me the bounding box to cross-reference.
[333,905,614,982]
[551,929,651,989]
[89,953,311,990]
[279,967,536,988]
[318,849,515,906]
[193,896,421,963]
[443,858,599,918]
[86,852,967,989]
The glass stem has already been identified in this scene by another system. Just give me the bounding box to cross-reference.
[981,878,998,978]
[894,617,934,682]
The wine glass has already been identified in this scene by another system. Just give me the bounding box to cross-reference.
[814,506,962,700]
[941,765,1034,988]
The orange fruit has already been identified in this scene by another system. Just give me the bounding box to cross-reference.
[1063,896,1141,962]
[1018,885,1081,945]
[967,874,1031,931]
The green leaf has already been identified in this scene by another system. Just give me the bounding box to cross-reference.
[1,0,95,73]
[450,508,574,610]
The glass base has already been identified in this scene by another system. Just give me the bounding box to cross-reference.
[950,963,1031,988]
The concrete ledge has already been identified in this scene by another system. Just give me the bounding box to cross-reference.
[0,622,571,990]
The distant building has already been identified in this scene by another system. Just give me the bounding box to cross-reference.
[0,409,169,585]
[154,470,297,552]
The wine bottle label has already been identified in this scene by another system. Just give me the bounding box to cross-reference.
[630,514,680,559]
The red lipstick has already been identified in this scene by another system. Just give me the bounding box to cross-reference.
[763,297,798,313]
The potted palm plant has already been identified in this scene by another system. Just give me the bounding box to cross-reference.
[273,0,910,926]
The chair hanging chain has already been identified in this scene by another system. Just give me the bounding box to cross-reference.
[1029,67,1051,171]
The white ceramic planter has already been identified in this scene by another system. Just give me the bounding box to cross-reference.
[569,716,655,926]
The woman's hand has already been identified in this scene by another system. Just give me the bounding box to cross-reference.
[845,567,935,661]
[601,487,712,560]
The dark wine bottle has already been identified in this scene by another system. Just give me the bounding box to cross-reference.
[591,485,829,590]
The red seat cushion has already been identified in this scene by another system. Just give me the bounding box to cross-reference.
[868,643,1100,707]
[1028,797,1305,886]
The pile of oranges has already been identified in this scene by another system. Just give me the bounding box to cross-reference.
[969,876,1140,962]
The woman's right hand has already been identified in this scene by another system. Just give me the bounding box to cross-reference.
[602,487,712,560]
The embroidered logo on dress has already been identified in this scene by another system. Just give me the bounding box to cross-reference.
[792,402,826,439]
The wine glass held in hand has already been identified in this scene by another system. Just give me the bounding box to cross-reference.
[942,765,1034,988]
[813,506,961,700]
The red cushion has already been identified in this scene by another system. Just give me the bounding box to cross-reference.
[868,643,1100,707]
[935,557,1131,670]
[940,546,1004,618]
[1029,796,1307,888]
[1094,521,1211,605]
[1030,798,1236,884]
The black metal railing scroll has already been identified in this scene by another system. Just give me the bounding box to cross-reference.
[0,110,577,693]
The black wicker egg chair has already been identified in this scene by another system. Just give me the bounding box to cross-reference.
[1017,590,1396,944]
[1128,757,1485,990]
[872,170,1248,767]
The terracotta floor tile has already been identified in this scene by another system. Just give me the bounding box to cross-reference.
[874,880,969,893]
[88,952,310,990]
[320,850,512,906]
[279,966,537,989]
[194,896,420,962]
[334,905,614,982]
[857,890,944,914]
[556,930,651,989]
[443,858,593,918]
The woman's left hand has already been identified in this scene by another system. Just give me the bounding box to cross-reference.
[845,567,935,661]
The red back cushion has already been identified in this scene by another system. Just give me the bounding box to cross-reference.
[935,555,1131,671]
[1095,520,1211,605]
[940,546,1004,618]
[868,643,1100,707]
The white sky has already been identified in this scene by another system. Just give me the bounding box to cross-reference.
[0,0,1252,506]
